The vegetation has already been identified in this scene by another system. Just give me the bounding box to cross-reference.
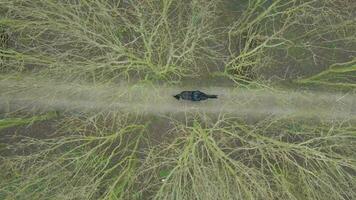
[297,59,356,88]
[1,0,354,83]
[0,112,57,131]
[1,115,355,199]
[144,117,356,199]
[0,0,355,199]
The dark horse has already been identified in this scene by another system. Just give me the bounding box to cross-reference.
[173,90,218,101]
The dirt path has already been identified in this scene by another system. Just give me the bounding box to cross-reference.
[0,77,355,120]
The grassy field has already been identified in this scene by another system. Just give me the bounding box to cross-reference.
[0,0,355,199]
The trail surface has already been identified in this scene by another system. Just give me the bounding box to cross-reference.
[0,77,355,120]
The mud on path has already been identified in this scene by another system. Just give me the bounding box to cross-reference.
[0,77,355,120]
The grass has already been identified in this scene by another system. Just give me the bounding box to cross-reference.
[297,59,356,88]
[0,0,225,82]
[140,116,356,199]
[1,114,355,199]
[1,0,354,84]
[0,112,57,131]
[225,0,356,82]
[1,113,148,199]
[0,0,356,199]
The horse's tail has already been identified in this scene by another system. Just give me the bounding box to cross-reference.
[206,94,218,99]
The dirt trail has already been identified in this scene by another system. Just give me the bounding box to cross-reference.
[0,77,355,120]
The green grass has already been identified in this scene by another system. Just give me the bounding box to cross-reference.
[140,116,356,199]
[225,0,356,82]
[0,112,57,131]
[0,0,356,199]
[0,0,225,82]
[1,0,354,84]
[297,59,356,88]
[1,114,355,199]
[0,113,148,199]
